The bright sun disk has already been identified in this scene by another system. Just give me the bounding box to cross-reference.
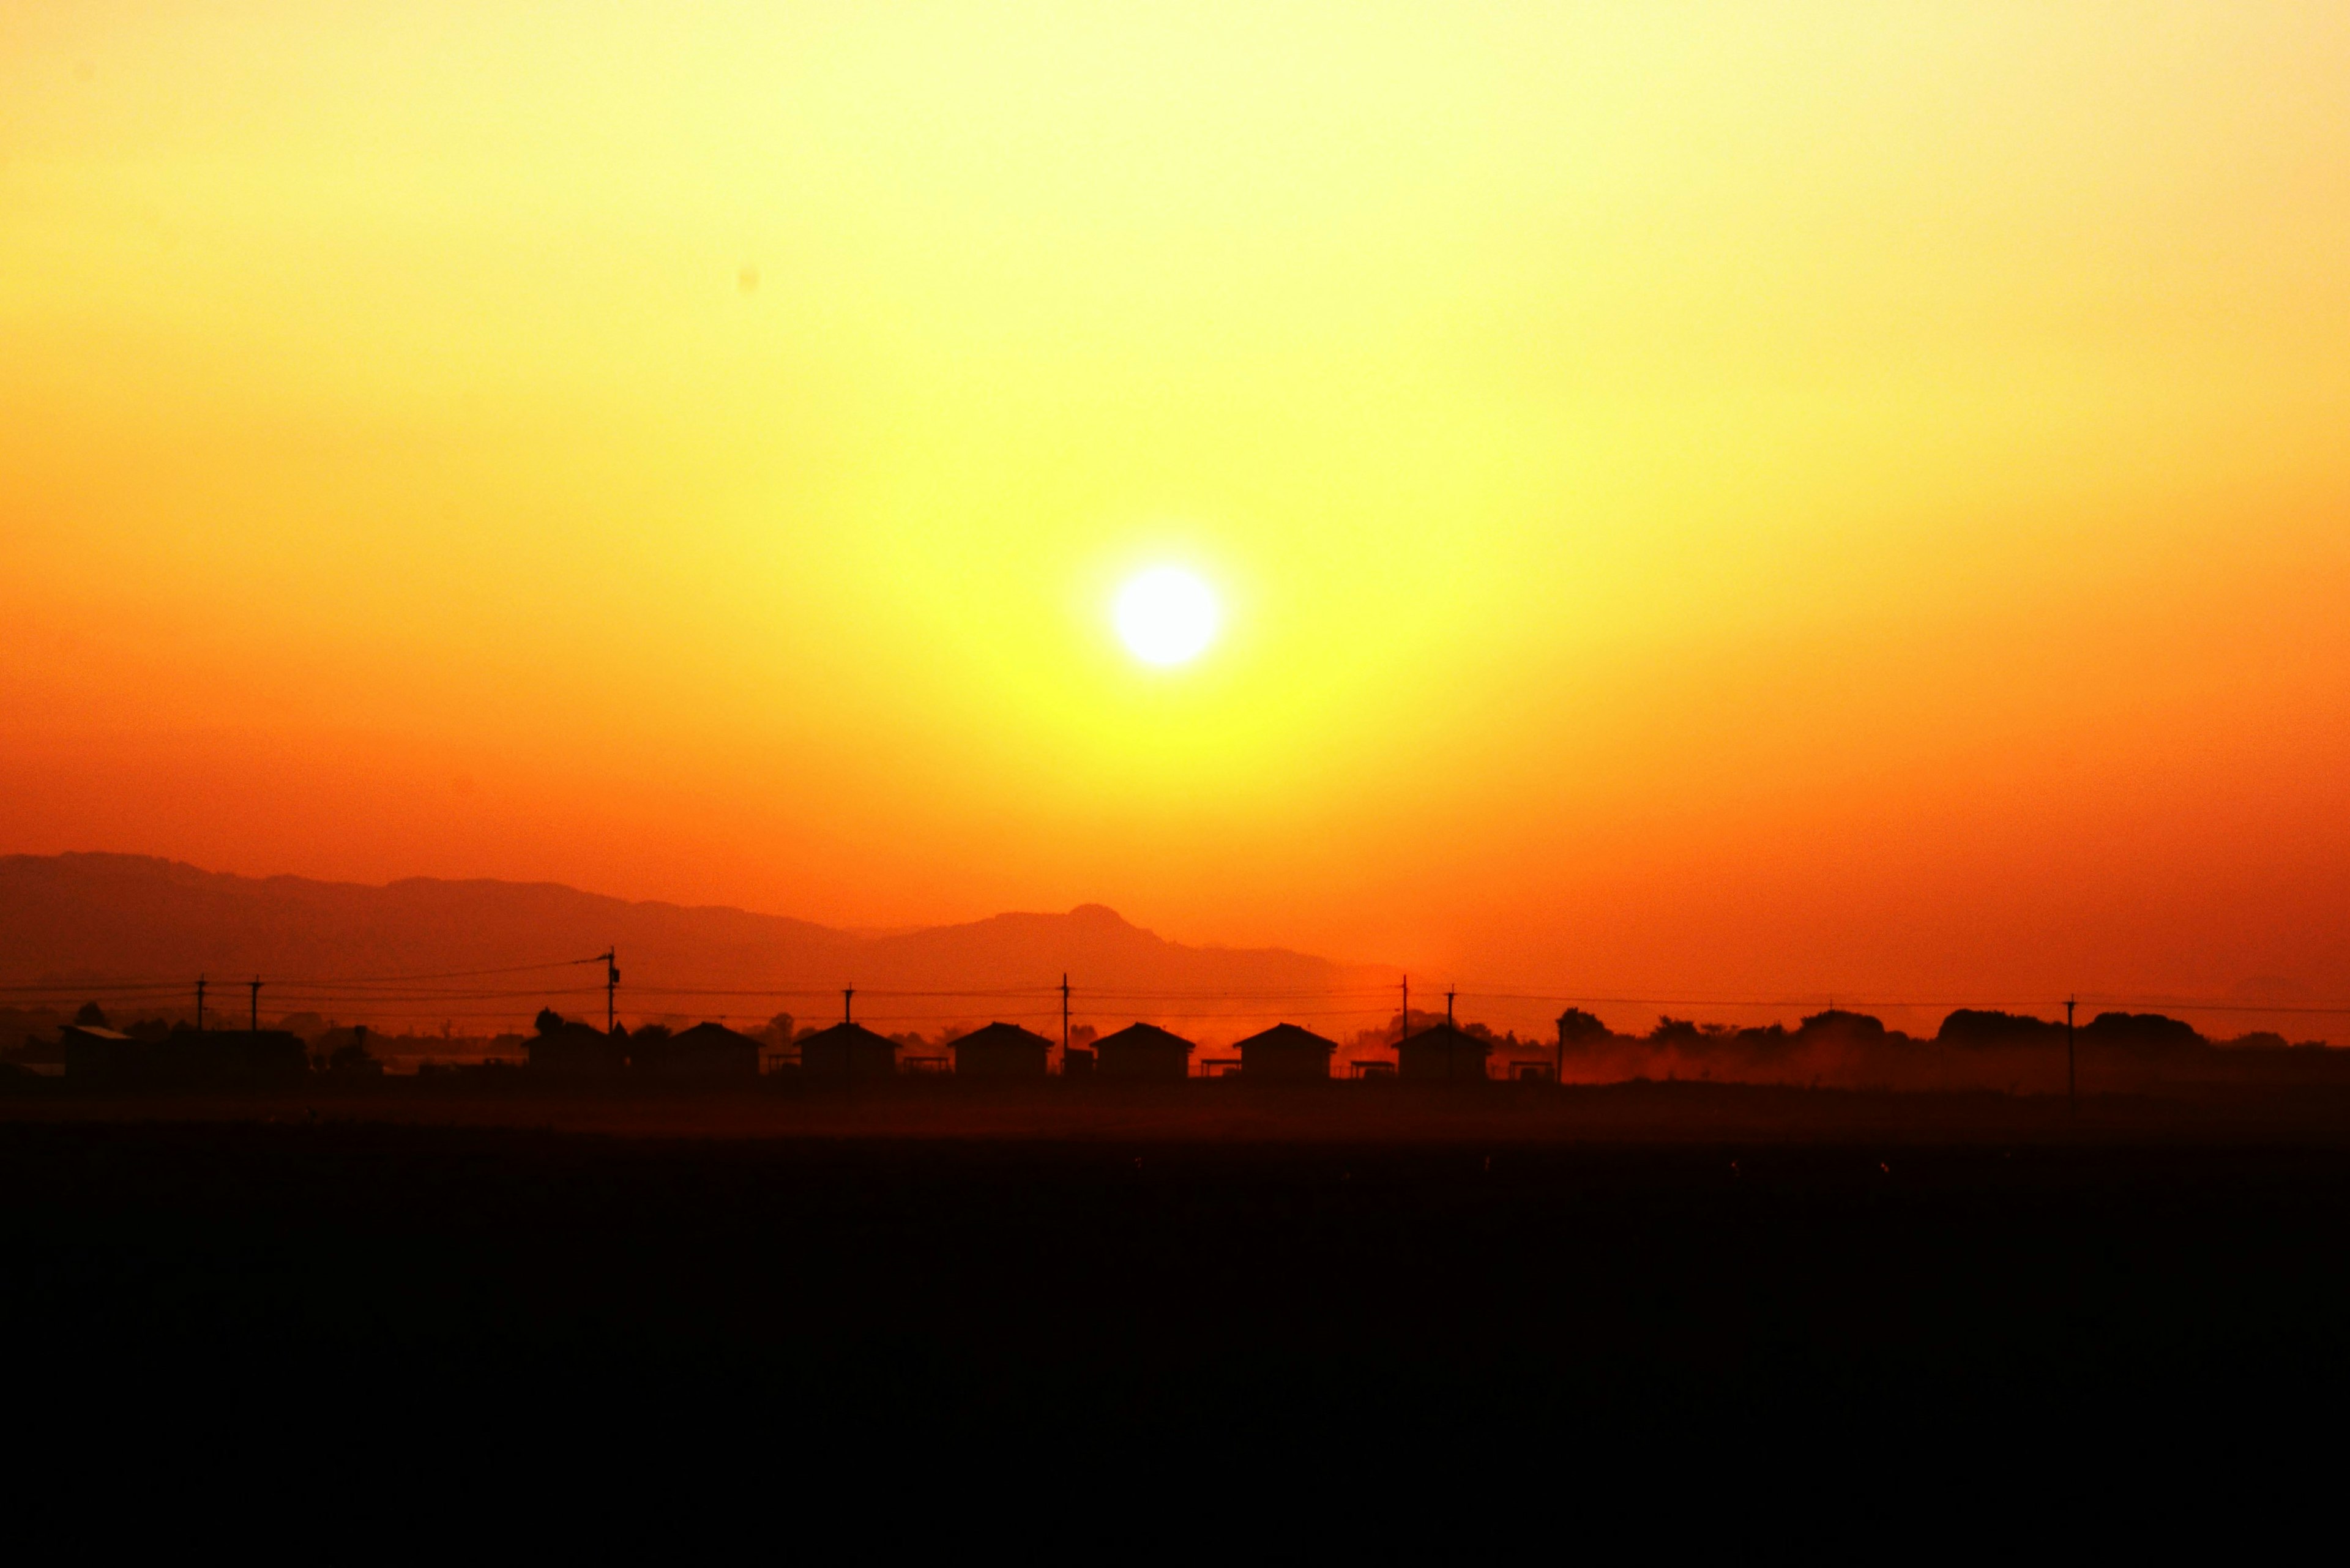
[1114,567,1219,666]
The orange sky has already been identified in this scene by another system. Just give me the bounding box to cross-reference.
[4,4,2347,1021]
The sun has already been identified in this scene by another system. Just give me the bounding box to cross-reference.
[1113,567,1220,666]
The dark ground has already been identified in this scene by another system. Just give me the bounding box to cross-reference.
[7,1084,2350,1485]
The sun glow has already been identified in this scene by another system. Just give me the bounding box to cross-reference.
[1114,568,1220,667]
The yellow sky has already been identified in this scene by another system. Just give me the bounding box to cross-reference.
[4,3,2348,1009]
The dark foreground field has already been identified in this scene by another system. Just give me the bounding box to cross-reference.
[7,1086,2350,1484]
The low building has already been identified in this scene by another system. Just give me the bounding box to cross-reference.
[949,1021,1053,1078]
[1093,1023,1195,1080]
[1398,1022,1491,1082]
[797,1021,900,1080]
[62,1024,307,1085]
[59,1024,139,1080]
[528,1020,629,1075]
[1232,1023,1338,1081]
[649,1021,761,1080]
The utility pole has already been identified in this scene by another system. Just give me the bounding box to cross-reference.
[1061,973,1071,1058]
[1556,1011,1566,1085]
[1400,974,1409,1046]
[1445,987,1455,1028]
[602,949,619,1034]
[195,976,206,1033]
[843,987,854,1025]
[2066,996,2077,1116]
[248,977,261,1034]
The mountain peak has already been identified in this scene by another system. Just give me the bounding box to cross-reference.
[0,854,1370,1036]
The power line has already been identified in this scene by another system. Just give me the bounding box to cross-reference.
[0,980,197,995]
[9,961,2348,1028]
[1454,990,2350,1016]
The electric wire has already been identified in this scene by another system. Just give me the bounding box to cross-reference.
[9,958,2348,1036]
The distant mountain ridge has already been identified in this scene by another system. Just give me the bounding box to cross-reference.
[0,854,1376,1033]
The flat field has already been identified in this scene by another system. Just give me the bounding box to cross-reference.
[6,1082,2347,1466]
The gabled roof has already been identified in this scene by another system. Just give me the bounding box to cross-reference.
[1232,1023,1338,1053]
[1094,1022,1196,1053]
[1399,1022,1490,1052]
[60,1025,133,1043]
[950,1021,1054,1051]
[670,1021,758,1047]
[797,1021,898,1050]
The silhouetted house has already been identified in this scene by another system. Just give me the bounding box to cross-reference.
[950,1021,1053,1078]
[62,1023,307,1085]
[1094,1023,1194,1080]
[797,1021,900,1080]
[1232,1023,1337,1081]
[59,1024,138,1080]
[529,1020,628,1075]
[647,1021,761,1080]
[1398,1023,1490,1082]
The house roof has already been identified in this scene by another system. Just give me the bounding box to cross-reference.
[797,1021,899,1050]
[671,1021,758,1047]
[1232,1023,1338,1053]
[1093,1022,1196,1053]
[60,1025,133,1043]
[950,1021,1054,1051]
[1399,1022,1490,1053]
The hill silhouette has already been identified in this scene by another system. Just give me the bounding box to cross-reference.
[0,854,1371,1030]
[10,854,2336,1088]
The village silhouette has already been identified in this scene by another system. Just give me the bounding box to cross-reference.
[10,854,2336,1101]
[13,937,2350,1479]
[17,979,2342,1102]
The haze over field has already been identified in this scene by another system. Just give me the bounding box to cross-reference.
[4,6,2347,1006]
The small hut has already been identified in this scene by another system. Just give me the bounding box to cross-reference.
[1231,1023,1338,1081]
[1093,1023,1195,1080]
[950,1021,1054,1078]
[651,1021,762,1080]
[59,1024,138,1081]
[797,1020,900,1080]
[1398,1022,1491,1082]
[63,1024,307,1085]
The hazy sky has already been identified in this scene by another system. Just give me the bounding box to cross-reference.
[4,3,2346,1012]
